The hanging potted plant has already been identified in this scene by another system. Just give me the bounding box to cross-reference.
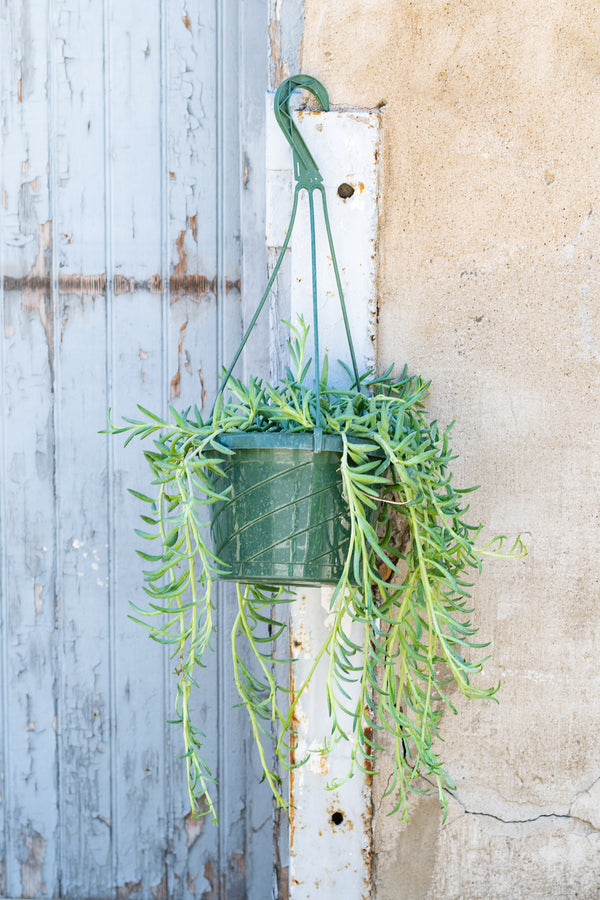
[107,75,525,824]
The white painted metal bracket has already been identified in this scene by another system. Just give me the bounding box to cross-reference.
[266,96,380,899]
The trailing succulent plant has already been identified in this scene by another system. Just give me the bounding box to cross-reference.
[108,317,525,824]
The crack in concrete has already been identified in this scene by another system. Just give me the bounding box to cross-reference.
[461,807,577,826]
[447,775,600,834]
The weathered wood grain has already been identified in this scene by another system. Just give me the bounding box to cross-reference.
[238,2,281,897]
[0,0,274,896]
[1,0,62,895]
[52,1,114,894]
[163,0,220,894]
[106,0,173,895]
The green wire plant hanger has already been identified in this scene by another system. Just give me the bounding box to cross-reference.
[215,74,361,453]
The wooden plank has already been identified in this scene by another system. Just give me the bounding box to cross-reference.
[108,290,170,899]
[160,1,221,895]
[214,4,251,899]
[105,0,173,895]
[54,294,114,897]
[0,297,60,900]
[238,1,284,897]
[0,0,61,895]
[51,1,114,894]
[162,0,252,894]
[0,3,10,887]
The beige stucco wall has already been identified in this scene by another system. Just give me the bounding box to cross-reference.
[302,2,600,897]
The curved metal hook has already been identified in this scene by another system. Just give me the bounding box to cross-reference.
[213,74,361,439]
[274,75,330,189]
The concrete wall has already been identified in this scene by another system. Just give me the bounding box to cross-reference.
[302,2,600,897]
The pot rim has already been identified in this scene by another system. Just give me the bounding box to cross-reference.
[215,431,383,455]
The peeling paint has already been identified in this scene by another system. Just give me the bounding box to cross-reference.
[277,864,290,900]
[20,829,47,898]
[167,221,246,303]
[34,583,43,615]
[150,871,168,900]
[170,216,208,301]
[201,860,217,900]
[231,851,247,878]
[117,879,142,899]
[170,319,188,399]
[307,752,329,776]
[198,367,207,408]
[18,177,41,238]
[174,229,188,283]
[184,808,205,848]
[22,220,54,381]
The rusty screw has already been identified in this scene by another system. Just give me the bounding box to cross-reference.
[337,183,355,199]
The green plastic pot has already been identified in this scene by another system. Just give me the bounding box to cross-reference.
[209,432,375,586]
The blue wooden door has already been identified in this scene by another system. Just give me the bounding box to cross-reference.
[0,0,274,896]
